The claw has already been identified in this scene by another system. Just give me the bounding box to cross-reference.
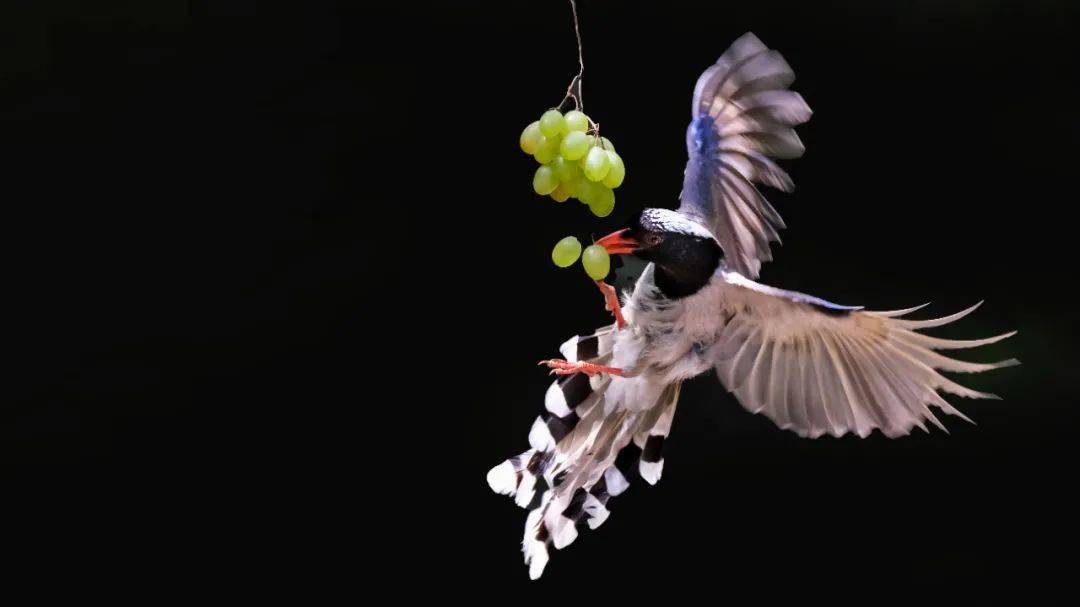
[538,358,624,377]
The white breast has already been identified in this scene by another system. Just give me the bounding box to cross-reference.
[613,264,727,393]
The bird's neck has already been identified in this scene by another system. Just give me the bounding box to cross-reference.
[652,241,722,299]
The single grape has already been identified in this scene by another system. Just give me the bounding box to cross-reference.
[583,146,611,181]
[533,165,558,195]
[564,110,590,132]
[551,236,582,267]
[581,244,611,280]
[575,179,596,205]
[600,137,615,152]
[563,176,587,199]
[533,135,559,164]
[588,186,615,217]
[520,121,542,154]
[601,151,625,188]
[550,184,571,203]
[552,155,582,183]
[539,110,568,138]
[560,131,590,161]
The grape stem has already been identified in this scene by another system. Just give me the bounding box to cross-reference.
[556,0,588,119]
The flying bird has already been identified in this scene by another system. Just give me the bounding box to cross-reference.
[487,32,1017,580]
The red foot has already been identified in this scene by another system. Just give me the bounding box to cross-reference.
[595,280,625,329]
[538,359,625,377]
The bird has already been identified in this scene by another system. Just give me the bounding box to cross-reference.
[487,32,1017,580]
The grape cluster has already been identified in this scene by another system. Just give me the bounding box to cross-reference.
[520,109,626,218]
[551,236,611,281]
[523,108,622,281]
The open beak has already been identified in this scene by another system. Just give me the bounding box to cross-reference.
[596,228,639,255]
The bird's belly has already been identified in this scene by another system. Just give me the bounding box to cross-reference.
[648,331,717,382]
[615,321,716,386]
[615,273,727,387]
[606,335,713,413]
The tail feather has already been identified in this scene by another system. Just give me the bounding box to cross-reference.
[487,448,552,509]
[634,382,682,485]
[559,324,617,363]
[543,373,610,441]
[489,326,616,510]
[489,324,684,579]
[522,408,633,579]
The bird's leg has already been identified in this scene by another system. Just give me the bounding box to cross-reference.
[538,359,625,377]
[595,280,625,329]
[535,281,626,378]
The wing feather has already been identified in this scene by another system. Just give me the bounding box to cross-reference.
[711,271,1016,438]
[679,32,810,278]
[787,337,809,431]
[727,327,764,391]
[767,338,789,428]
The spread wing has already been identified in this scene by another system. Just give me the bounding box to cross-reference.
[678,32,811,278]
[709,271,1018,438]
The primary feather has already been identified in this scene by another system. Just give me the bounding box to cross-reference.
[708,271,1018,438]
[679,32,810,278]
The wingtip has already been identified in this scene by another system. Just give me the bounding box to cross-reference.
[872,302,932,318]
[736,31,763,46]
[960,300,985,316]
[893,300,986,329]
[974,329,1019,348]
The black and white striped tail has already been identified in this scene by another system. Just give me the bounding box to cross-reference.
[633,382,680,485]
[486,325,616,510]
[487,325,683,579]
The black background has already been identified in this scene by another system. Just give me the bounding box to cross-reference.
[4,0,1077,599]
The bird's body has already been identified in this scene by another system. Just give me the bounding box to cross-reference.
[614,262,724,390]
[489,33,1016,579]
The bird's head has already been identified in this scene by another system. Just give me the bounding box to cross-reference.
[596,208,722,298]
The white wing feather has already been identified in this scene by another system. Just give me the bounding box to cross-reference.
[711,271,1018,438]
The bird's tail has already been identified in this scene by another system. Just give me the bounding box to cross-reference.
[486,324,682,579]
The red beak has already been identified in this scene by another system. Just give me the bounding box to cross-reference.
[596,228,639,255]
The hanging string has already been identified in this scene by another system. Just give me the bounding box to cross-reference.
[555,0,600,136]
[557,0,585,112]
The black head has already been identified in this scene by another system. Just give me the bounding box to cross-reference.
[597,208,722,299]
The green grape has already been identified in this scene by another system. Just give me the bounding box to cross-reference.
[551,236,582,267]
[533,165,558,195]
[563,176,586,199]
[581,244,611,280]
[574,179,596,205]
[600,137,615,152]
[588,186,615,217]
[583,146,611,181]
[564,110,590,132]
[539,110,568,138]
[533,135,559,164]
[601,151,625,188]
[560,131,590,161]
[520,121,542,154]
[552,155,582,183]
[550,184,571,203]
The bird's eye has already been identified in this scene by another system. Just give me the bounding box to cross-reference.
[645,234,663,246]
